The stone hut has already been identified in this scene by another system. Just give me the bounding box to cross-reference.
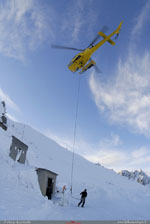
[36,168,58,200]
[9,136,28,164]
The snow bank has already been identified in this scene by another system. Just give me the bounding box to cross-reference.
[0,119,150,220]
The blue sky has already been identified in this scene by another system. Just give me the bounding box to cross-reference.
[0,0,150,172]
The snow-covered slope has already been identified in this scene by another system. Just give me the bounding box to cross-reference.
[119,170,150,186]
[0,118,150,220]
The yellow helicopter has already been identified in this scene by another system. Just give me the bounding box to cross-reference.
[52,21,123,74]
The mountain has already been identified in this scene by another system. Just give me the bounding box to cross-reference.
[0,117,150,220]
[118,169,150,186]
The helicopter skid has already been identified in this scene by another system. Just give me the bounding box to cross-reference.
[79,60,96,74]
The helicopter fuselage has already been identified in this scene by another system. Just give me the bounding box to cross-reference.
[68,48,93,72]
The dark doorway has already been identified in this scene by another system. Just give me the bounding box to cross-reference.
[46,178,53,200]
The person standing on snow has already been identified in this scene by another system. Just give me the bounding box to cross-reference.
[78,189,87,207]
[62,185,66,194]
[61,185,67,206]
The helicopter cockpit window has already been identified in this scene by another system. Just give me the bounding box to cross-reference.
[74,55,81,61]
[68,55,81,67]
[89,45,94,49]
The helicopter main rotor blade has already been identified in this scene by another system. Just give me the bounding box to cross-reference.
[87,35,100,48]
[89,58,102,73]
[101,25,109,33]
[87,25,109,48]
[94,64,102,73]
[51,45,84,51]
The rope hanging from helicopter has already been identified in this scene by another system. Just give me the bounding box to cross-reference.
[51,21,123,197]
[70,75,81,195]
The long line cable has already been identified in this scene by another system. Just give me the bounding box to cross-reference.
[70,75,81,195]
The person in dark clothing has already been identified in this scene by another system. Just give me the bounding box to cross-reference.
[78,189,87,207]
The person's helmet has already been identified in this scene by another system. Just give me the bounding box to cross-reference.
[84,189,87,191]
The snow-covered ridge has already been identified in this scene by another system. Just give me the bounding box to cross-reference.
[1,117,150,220]
[118,169,150,186]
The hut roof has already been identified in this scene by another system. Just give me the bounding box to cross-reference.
[36,167,58,176]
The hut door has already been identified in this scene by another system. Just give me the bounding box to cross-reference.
[16,148,22,162]
[46,178,53,200]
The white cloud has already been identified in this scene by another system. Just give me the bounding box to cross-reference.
[61,0,98,43]
[0,88,20,112]
[89,2,150,136]
[45,128,121,151]
[85,149,128,168]
[131,1,150,40]
[44,129,150,171]
[0,0,55,61]
[85,147,150,172]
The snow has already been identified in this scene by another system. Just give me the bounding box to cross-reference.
[0,117,150,220]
